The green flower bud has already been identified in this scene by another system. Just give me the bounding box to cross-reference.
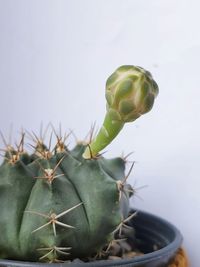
[106,65,159,122]
[83,65,159,159]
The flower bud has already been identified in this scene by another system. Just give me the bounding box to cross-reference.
[106,65,159,122]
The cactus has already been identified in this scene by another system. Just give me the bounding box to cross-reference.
[0,65,158,263]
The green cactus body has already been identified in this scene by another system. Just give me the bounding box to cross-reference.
[0,142,130,262]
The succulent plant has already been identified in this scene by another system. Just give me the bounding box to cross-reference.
[0,65,158,263]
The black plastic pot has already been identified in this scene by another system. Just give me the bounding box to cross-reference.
[0,210,182,267]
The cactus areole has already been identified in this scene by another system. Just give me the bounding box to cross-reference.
[0,65,158,263]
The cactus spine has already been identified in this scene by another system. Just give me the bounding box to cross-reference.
[0,65,158,263]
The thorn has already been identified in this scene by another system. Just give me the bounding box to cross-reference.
[122,161,135,184]
[64,131,71,143]
[25,130,38,143]
[55,202,82,219]
[27,143,37,151]
[50,124,72,153]
[53,156,66,173]
[117,182,135,200]
[94,250,107,260]
[32,131,42,144]
[131,182,148,201]
[50,123,59,138]
[121,151,134,162]
[39,122,44,142]
[69,129,78,143]
[37,246,71,262]
[59,122,62,139]
[41,151,52,160]
[35,156,65,184]
[117,161,135,200]
[48,131,53,152]
[37,246,72,263]
[27,131,50,158]
[55,246,71,255]
[28,142,42,152]
[37,246,71,252]
[24,210,50,219]
[37,246,71,258]
[35,170,64,184]
[55,221,75,229]
[52,221,57,236]
[39,248,54,260]
[25,203,83,236]
[9,154,20,165]
[28,143,52,160]
[89,122,96,143]
[97,150,107,157]
[87,144,93,159]
[0,136,20,164]
[83,122,97,144]
[49,122,64,141]
[114,212,137,237]
[16,132,25,154]
[105,238,127,253]
[124,212,137,223]
[41,123,51,142]
[54,135,68,153]
[32,221,52,234]
[84,144,103,160]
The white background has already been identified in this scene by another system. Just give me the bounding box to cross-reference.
[0,0,199,265]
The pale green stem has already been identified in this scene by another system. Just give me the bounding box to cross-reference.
[82,113,124,159]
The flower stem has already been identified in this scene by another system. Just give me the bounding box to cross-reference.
[83,113,124,159]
